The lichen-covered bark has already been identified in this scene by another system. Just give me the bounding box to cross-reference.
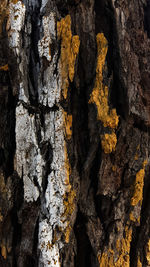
[0,0,150,266]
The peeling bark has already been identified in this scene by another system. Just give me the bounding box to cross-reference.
[0,0,150,266]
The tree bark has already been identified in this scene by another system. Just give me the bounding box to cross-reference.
[0,0,150,266]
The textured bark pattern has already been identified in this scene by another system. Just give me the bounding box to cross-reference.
[0,0,150,266]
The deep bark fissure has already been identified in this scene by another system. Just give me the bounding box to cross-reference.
[1,0,150,266]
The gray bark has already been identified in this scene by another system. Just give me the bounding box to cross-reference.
[0,0,150,266]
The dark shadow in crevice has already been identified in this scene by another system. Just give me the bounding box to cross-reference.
[95,0,128,119]
[144,0,150,38]
[71,80,90,175]
[27,0,42,106]
[74,210,95,267]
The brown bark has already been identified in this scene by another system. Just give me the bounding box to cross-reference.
[0,0,150,266]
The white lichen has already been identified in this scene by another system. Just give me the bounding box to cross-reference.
[8,1,26,49]
[15,104,44,203]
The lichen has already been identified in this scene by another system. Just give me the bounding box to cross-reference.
[63,188,76,243]
[137,255,142,267]
[89,33,119,129]
[131,160,147,206]
[1,245,7,260]
[64,225,72,243]
[62,138,76,243]
[98,226,132,267]
[64,143,71,189]
[63,189,76,218]
[0,64,9,71]
[57,15,80,99]
[146,239,150,265]
[63,111,72,140]
[101,132,117,154]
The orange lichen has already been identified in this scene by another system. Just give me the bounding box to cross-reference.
[131,160,147,206]
[98,226,132,267]
[1,245,7,260]
[134,153,138,161]
[146,239,150,265]
[63,189,76,217]
[57,15,80,99]
[62,188,76,243]
[112,165,117,172]
[63,111,72,140]
[64,144,71,189]
[101,132,117,154]
[11,0,20,4]
[137,256,142,267]
[89,33,119,129]
[64,225,72,243]
[129,211,137,222]
[63,142,76,243]
[0,64,9,71]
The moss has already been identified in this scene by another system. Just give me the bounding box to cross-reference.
[57,15,80,99]
[0,64,9,71]
[101,132,117,154]
[89,33,119,129]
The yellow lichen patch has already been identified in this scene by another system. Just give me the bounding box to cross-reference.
[89,33,119,129]
[137,256,142,267]
[57,15,80,99]
[63,189,76,217]
[101,132,117,154]
[129,212,136,222]
[0,64,9,71]
[64,225,72,243]
[62,189,76,243]
[64,144,71,188]
[98,226,132,267]
[112,165,117,172]
[143,160,147,168]
[146,239,150,265]
[131,167,146,206]
[98,250,114,267]
[63,111,72,140]
[1,245,7,260]
[11,0,21,4]
[63,142,76,243]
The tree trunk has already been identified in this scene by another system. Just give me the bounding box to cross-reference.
[0,0,150,266]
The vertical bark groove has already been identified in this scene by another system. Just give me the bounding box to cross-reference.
[0,0,150,266]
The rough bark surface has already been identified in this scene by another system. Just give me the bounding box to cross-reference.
[0,0,150,266]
